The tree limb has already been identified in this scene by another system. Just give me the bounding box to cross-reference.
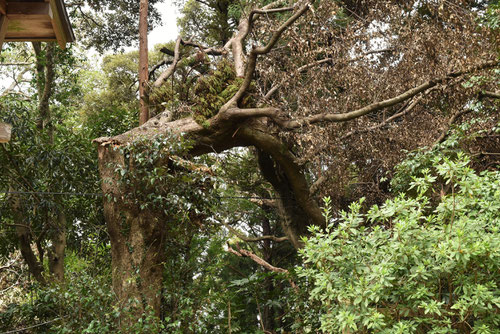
[221,220,288,243]
[180,39,226,56]
[224,60,498,129]
[153,36,182,88]
[149,59,173,80]
[340,86,439,140]
[226,243,288,273]
[434,109,473,144]
[480,90,500,99]
[222,0,313,110]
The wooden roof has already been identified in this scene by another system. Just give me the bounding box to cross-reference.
[0,0,75,50]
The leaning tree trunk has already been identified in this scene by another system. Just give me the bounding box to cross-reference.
[98,145,167,328]
[9,188,46,285]
[94,113,324,328]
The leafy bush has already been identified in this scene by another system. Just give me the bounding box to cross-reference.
[299,151,500,333]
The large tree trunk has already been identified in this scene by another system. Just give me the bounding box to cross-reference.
[94,113,323,326]
[98,144,167,327]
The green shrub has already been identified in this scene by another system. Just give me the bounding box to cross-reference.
[299,152,500,333]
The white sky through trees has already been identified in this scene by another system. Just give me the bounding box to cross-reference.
[150,2,179,48]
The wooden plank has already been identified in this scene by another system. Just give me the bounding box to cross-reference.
[6,18,54,40]
[7,2,52,21]
[0,14,7,51]
[0,122,12,143]
[0,0,6,16]
[49,0,66,48]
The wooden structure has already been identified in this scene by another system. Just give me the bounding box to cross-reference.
[0,1,74,142]
[0,0,75,50]
[0,122,12,143]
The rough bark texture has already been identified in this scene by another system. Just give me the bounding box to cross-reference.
[139,0,149,125]
[9,189,46,285]
[48,211,66,282]
[98,144,167,324]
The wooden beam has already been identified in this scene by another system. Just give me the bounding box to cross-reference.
[0,0,6,15]
[49,0,66,48]
[0,14,7,51]
[0,122,12,143]
[7,2,52,21]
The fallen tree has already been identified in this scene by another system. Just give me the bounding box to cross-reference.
[94,0,499,325]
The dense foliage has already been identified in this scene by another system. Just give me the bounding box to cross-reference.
[300,142,500,333]
[1,0,499,333]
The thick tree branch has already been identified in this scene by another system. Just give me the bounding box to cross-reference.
[340,86,439,140]
[278,61,498,129]
[149,59,173,80]
[153,36,182,88]
[227,0,295,77]
[226,242,298,291]
[180,39,226,56]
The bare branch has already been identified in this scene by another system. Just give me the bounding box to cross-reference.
[0,62,33,66]
[153,36,182,88]
[1,67,29,97]
[180,39,226,56]
[480,90,500,99]
[435,109,473,144]
[226,0,295,76]
[222,1,313,110]
[149,59,173,80]
[221,220,288,243]
[340,87,439,140]
[278,61,498,129]
[226,243,288,273]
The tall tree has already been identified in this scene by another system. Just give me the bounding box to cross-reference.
[94,0,499,327]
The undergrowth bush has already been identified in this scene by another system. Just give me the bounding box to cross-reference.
[299,148,500,333]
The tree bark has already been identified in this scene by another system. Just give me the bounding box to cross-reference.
[9,188,46,285]
[98,144,167,327]
[48,211,66,281]
[139,0,149,125]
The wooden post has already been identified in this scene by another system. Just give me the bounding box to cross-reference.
[138,0,149,125]
[49,0,68,49]
[0,122,12,143]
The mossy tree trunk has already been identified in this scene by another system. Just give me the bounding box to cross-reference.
[98,145,167,328]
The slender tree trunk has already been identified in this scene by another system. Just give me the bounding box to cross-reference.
[9,187,46,285]
[48,211,66,281]
[139,0,149,125]
[98,145,166,327]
